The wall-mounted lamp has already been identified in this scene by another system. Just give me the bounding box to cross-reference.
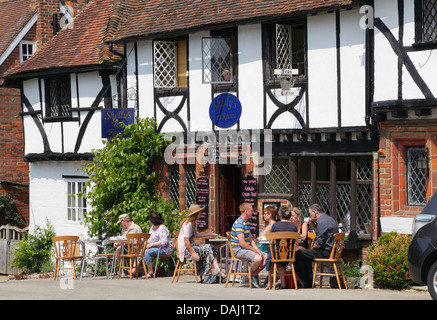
[417,147,429,177]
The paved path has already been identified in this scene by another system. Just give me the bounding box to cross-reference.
[0,275,431,301]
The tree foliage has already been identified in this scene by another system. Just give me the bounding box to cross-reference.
[81,118,181,238]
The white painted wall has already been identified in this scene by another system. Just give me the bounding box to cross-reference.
[238,24,264,130]
[340,9,366,127]
[307,13,339,128]
[29,161,89,237]
[136,40,155,120]
[188,30,212,132]
[374,0,402,101]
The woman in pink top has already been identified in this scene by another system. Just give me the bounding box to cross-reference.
[138,211,174,278]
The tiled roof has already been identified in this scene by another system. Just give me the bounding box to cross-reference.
[0,0,36,58]
[110,0,357,43]
[7,0,123,77]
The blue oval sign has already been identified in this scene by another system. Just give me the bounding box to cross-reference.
[209,93,242,128]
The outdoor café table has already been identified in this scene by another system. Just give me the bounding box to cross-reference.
[78,238,112,280]
[206,237,229,283]
[106,236,127,278]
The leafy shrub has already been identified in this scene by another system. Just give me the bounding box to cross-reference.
[10,220,56,273]
[341,259,362,278]
[367,232,413,289]
[81,118,182,238]
[0,193,23,227]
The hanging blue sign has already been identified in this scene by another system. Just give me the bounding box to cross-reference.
[209,93,242,128]
[101,108,135,139]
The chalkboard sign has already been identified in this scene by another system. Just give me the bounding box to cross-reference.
[196,177,209,230]
[241,176,258,237]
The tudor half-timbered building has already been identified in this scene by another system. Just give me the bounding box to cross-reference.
[5,0,437,260]
[6,0,123,236]
[107,0,378,252]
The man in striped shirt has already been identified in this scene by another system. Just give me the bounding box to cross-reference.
[230,203,267,287]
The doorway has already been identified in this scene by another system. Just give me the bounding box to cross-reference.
[219,165,241,236]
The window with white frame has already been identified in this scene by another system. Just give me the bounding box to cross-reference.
[153,40,187,88]
[202,37,234,84]
[67,181,87,222]
[20,41,35,62]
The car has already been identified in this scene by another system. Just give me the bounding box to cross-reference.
[408,191,437,300]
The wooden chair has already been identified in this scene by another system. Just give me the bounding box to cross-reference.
[52,236,83,280]
[224,231,252,288]
[307,232,316,248]
[172,231,199,283]
[266,232,300,290]
[312,232,347,289]
[117,233,149,280]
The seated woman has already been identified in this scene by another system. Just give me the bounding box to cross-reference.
[268,206,298,289]
[257,205,277,253]
[177,204,221,276]
[139,211,174,278]
[290,206,309,249]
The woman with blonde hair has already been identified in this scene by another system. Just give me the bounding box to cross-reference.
[290,206,309,249]
[177,204,221,276]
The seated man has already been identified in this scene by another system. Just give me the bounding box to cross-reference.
[230,203,267,288]
[294,203,338,288]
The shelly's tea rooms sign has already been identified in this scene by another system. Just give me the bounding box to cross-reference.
[101,108,135,139]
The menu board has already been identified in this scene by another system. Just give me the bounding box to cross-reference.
[241,176,258,237]
[195,177,209,230]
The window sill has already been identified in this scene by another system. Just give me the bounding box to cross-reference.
[44,117,78,123]
[411,41,437,50]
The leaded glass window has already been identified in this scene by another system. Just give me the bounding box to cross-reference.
[45,75,71,118]
[184,165,196,210]
[202,37,233,84]
[423,0,437,42]
[407,147,427,205]
[154,41,178,88]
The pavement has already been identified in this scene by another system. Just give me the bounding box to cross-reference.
[0,273,432,301]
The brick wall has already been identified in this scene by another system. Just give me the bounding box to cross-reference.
[0,0,89,227]
[376,120,437,220]
[0,87,29,226]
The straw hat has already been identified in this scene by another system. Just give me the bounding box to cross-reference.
[186,204,205,217]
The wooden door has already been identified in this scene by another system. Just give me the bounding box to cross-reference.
[219,165,241,235]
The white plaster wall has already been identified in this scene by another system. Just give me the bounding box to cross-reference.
[136,40,155,120]
[307,13,338,128]
[340,9,366,127]
[373,0,400,101]
[188,31,212,132]
[22,78,43,154]
[77,109,104,153]
[29,161,90,237]
[126,42,138,112]
[238,24,264,130]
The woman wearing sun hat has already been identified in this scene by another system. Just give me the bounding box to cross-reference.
[177,204,221,276]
